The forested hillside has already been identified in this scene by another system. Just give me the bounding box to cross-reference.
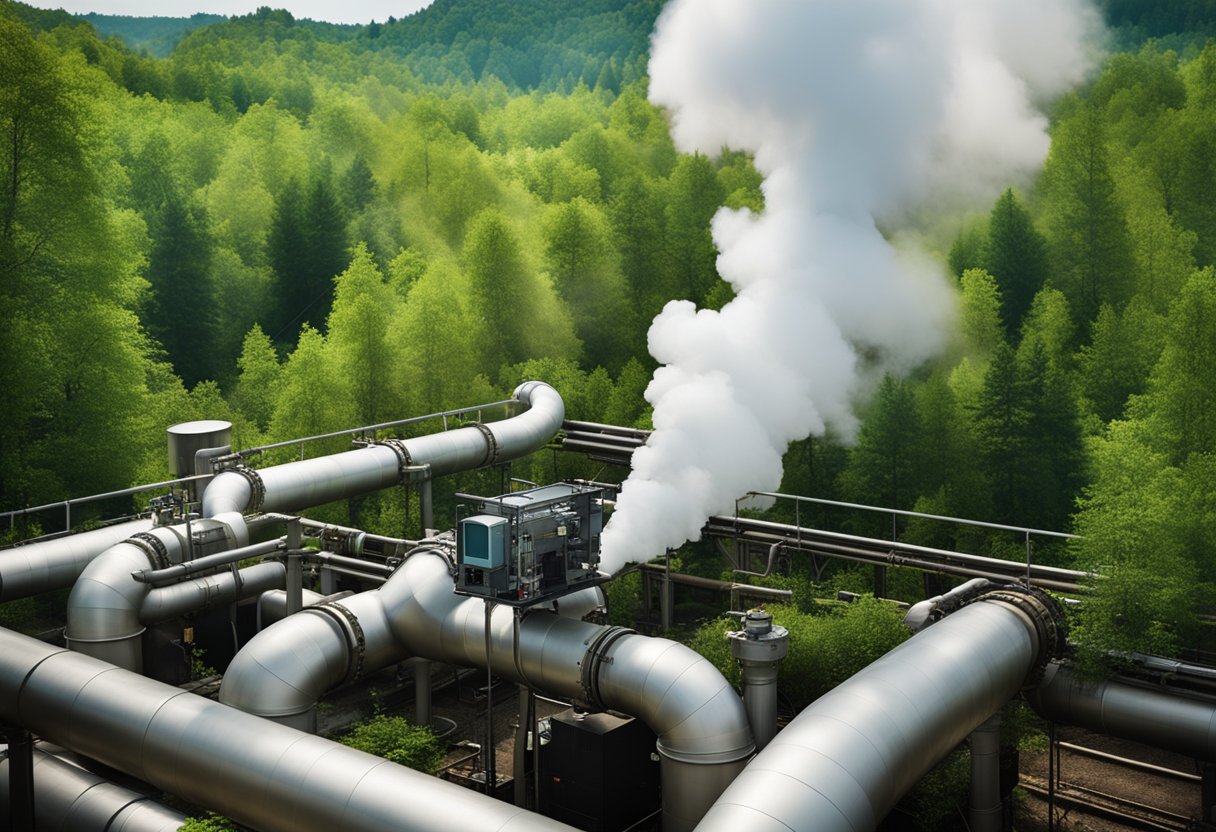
[2,0,1215,665]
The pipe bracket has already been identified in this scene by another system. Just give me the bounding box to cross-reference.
[313,601,367,683]
[128,533,171,570]
[378,439,412,480]
[474,424,499,467]
[578,625,634,711]
[232,466,266,514]
[973,586,1065,686]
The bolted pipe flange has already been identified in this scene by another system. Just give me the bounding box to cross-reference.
[971,586,1065,686]
[727,610,790,664]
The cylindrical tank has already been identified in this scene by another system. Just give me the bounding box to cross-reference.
[167,420,232,478]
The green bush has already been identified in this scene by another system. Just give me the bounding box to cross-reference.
[179,813,242,831]
[688,596,910,710]
[604,569,642,626]
[339,713,444,773]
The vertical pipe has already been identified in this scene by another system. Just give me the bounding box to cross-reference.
[484,600,496,797]
[420,476,434,536]
[514,685,533,808]
[660,551,673,629]
[286,519,303,617]
[969,713,1002,832]
[3,723,34,831]
[1047,721,1056,832]
[411,658,432,729]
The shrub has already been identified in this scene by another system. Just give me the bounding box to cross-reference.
[339,713,444,773]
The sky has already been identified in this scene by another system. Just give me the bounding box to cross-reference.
[29,0,434,25]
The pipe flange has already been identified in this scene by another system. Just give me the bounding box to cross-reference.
[232,466,266,514]
[378,439,412,480]
[973,586,1066,686]
[578,625,634,711]
[474,423,499,467]
[313,601,367,683]
[129,532,171,570]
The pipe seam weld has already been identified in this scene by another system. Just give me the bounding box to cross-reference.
[232,466,266,513]
[128,533,171,571]
[578,626,634,710]
[312,601,367,683]
[473,423,499,467]
[378,439,412,479]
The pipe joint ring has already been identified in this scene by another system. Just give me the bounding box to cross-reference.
[378,439,412,480]
[231,466,266,514]
[129,532,171,570]
[473,424,499,467]
[313,601,367,683]
[578,625,634,710]
[974,587,1065,685]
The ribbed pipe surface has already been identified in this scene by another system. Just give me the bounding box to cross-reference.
[694,599,1041,832]
[1027,661,1216,761]
[0,628,578,832]
[0,748,185,832]
[0,519,153,602]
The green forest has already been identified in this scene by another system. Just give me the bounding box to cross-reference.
[3,0,1216,670]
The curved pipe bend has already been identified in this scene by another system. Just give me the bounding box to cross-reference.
[224,550,750,831]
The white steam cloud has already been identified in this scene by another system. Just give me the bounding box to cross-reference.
[598,0,1102,572]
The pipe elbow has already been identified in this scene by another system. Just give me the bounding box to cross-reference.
[65,543,157,652]
[599,636,755,765]
[219,608,350,721]
[202,471,252,518]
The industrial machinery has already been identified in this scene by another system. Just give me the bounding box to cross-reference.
[455,482,605,605]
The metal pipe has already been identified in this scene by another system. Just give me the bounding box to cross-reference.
[0,748,185,832]
[131,538,283,585]
[0,628,578,832]
[0,519,153,602]
[224,550,748,830]
[1027,662,1216,761]
[969,714,1003,832]
[903,577,992,632]
[202,381,564,518]
[140,562,285,622]
[694,590,1060,832]
[728,610,789,752]
[256,588,337,630]
[65,382,564,672]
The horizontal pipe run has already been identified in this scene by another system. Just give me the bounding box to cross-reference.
[0,748,185,832]
[140,562,286,623]
[0,628,579,832]
[695,594,1051,832]
[309,550,395,577]
[1027,662,1216,762]
[1055,741,1202,783]
[709,519,1086,592]
[635,563,792,600]
[132,538,285,585]
[0,519,154,602]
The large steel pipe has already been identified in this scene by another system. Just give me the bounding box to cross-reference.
[0,519,153,603]
[223,550,751,831]
[1027,661,1216,761]
[0,628,577,832]
[694,592,1057,832]
[0,748,185,832]
[203,381,564,518]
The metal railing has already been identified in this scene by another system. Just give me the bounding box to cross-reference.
[735,490,1081,588]
[2,474,212,536]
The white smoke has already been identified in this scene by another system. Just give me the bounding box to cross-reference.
[598,0,1102,572]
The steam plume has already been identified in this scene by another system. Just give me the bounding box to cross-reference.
[599,0,1101,572]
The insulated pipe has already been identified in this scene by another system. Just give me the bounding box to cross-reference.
[1027,661,1216,761]
[223,551,750,830]
[202,381,565,518]
[0,628,578,832]
[140,561,286,622]
[969,714,1003,832]
[63,525,188,670]
[694,591,1058,832]
[903,577,992,632]
[0,748,185,832]
[0,519,153,602]
[256,588,334,629]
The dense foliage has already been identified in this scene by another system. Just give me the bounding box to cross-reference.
[338,713,445,773]
[1,0,1216,674]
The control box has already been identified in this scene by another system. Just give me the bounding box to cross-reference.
[455,482,603,605]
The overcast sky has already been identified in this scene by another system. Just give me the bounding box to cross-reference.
[29,0,435,26]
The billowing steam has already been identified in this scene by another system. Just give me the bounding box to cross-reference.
[598,0,1101,572]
